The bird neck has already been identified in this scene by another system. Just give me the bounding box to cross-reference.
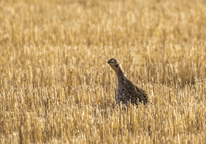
[117,67,126,84]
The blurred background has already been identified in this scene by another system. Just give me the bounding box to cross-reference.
[0,0,206,143]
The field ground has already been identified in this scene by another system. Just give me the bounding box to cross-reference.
[0,0,206,143]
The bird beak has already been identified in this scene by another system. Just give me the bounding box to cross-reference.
[108,60,112,64]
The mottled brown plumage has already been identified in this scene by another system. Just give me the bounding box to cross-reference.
[108,58,149,106]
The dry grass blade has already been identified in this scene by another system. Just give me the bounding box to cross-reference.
[0,0,206,143]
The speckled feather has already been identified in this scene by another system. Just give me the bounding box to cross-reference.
[108,58,149,106]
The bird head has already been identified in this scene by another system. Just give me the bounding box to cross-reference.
[107,58,120,73]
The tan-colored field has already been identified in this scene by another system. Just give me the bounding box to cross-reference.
[0,0,206,143]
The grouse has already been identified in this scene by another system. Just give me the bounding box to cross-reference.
[108,58,149,106]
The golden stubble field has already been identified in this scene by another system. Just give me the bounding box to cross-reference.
[0,0,206,143]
